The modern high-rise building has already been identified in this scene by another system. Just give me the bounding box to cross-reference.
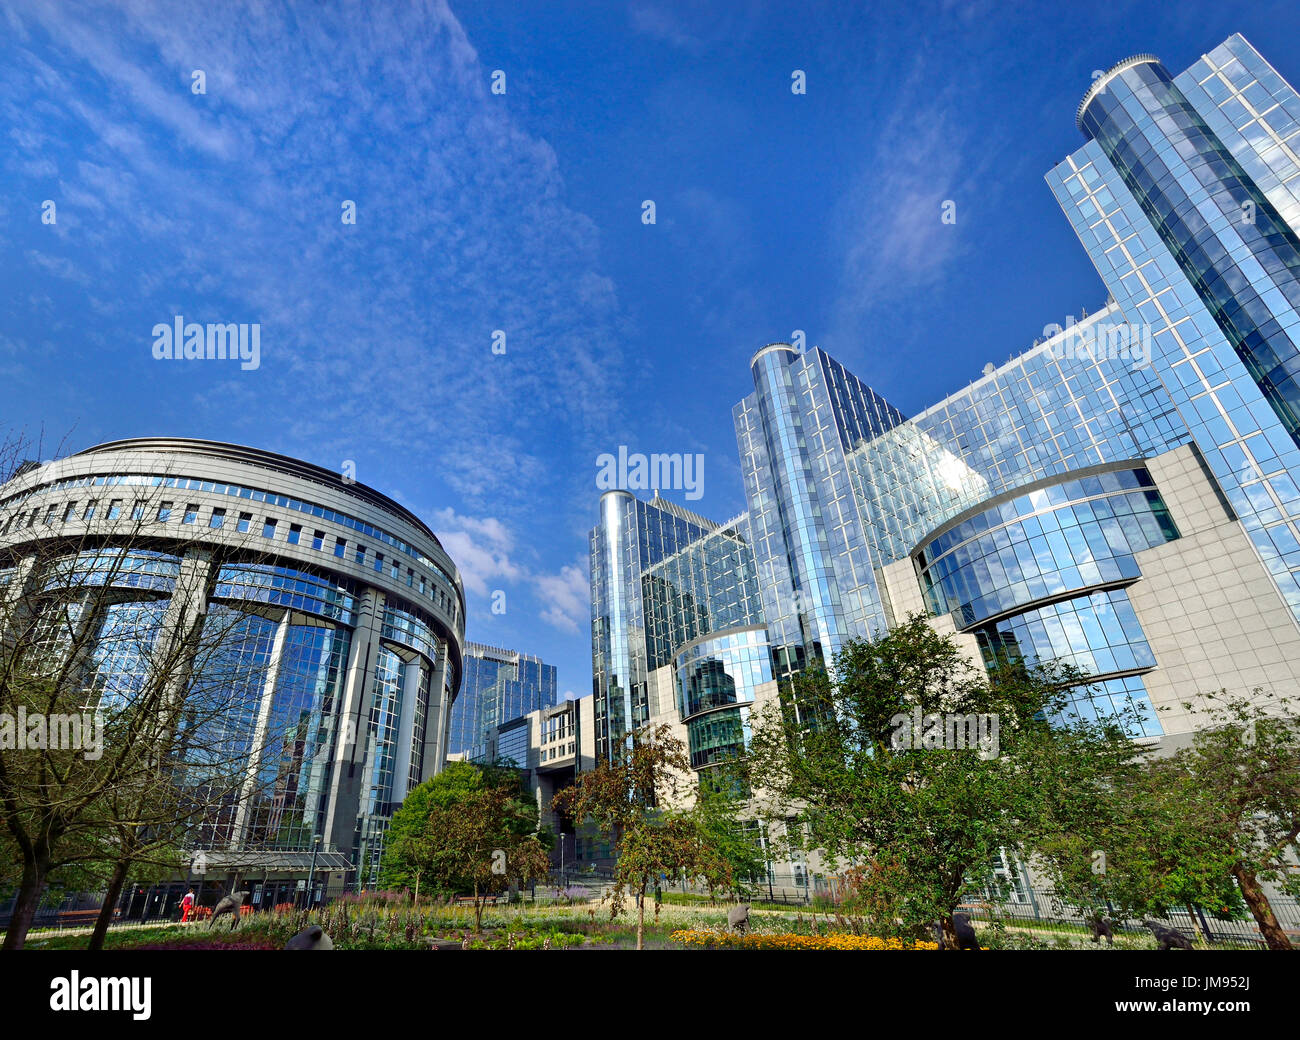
[589,492,721,761]
[0,438,466,899]
[734,346,907,679]
[588,33,1300,793]
[448,642,557,761]
[1048,33,1300,630]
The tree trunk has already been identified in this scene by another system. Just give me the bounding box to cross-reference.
[2,856,48,951]
[473,881,483,934]
[1232,862,1293,951]
[87,859,132,952]
[1185,904,1206,945]
[637,887,645,950]
[939,913,958,951]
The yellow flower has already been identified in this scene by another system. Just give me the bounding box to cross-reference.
[668,929,940,951]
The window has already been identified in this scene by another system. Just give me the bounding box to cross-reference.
[183,505,198,524]
[84,501,98,520]
[355,545,367,566]
[132,501,146,521]
[262,519,277,539]
[63,503,78,522]
[312,530,325,551]
[406,567,414,588]
[107,500,122,520]
[237,512,252,534]
[334,537,347,559]
[210,508,226,529]
[43,505,58,525]
[288,524,302,545]
[157,502,172,522]
[374,552,384,573]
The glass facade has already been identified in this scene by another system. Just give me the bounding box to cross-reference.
[1049,674,1161,738]
[734,346,906,677]
[589,492,719,760]
[0,469,461,630]
[643,518,765,672]
[849,307,1190,578]
[1049,35,1300,621]
[917,468,1180,627]
[449,643,557,760]
[0,438,466,888]
[495,717,532,770]
[974,588,1157,677]
[674,627,772,769]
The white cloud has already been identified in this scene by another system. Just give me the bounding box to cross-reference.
[534,561,589,634]
[431,512,590,635]
[629,4,705,53]
[431,507,522,597]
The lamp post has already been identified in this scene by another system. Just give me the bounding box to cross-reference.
[306,835,322,910]
[560,832,566,890]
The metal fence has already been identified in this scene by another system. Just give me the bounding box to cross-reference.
[958,886,1300,948]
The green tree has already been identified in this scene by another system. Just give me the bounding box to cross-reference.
[0,471,269,951]
[1017,685,1159,931]
[378,762,488,893]
[745,614,1128,949]
[379,762,551,930]
[552,724,730,949]
[425,783,551,931]
[1156,691,1300,950]
[687,770,767,901]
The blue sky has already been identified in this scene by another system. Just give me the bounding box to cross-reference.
[4,0,1300,701]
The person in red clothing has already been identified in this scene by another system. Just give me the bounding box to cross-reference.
[180,889,196,923]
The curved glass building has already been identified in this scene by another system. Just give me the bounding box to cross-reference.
[674,626,772,770]
[574,31,1300,900]
[1050,34,1300,626]
[0,438,465,893]
[914,465,1181,735]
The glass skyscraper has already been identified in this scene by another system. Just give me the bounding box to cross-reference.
[735,346,907,679]
[589,33,1300,771]
[1048,34,1300,625]
[450,642,557,762]
[589,491,720,761]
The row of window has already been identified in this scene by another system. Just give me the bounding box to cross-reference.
[543,712,573,744]
[1,470,462,624]
[2,496,454,617]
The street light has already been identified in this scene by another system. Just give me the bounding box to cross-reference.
[560,832,566,891]
[306,835,322,910]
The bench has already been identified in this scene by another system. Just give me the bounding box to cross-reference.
[55,908,120,928]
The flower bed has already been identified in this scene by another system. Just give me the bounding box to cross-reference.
[130,935,280,951]
[670,929,939,951]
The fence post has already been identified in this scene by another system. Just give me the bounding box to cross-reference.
[1194,905,1214,945]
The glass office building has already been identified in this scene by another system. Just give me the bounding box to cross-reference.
[0,438,466,892]
[450,642,557,761]
[589,491,721,761]
[1048,34,1300,624]
[589,34,1300,764]
[734,346,907,679]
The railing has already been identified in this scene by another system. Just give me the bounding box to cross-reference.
[959,886,1300,948]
